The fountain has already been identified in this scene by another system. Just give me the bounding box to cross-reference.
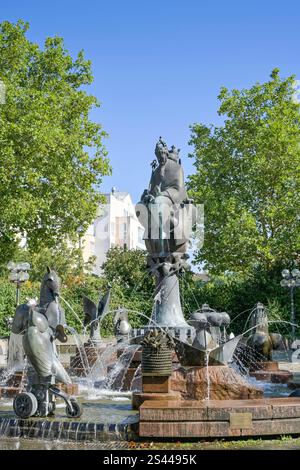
[6,268,82,418]
[1,138,300,444]
[168,304,262,402]
[242,303,293,384]
[131,138,262,408]
[69,288,111,376]
[132,138,300,438]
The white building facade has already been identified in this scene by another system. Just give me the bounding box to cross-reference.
[81,188,145,276]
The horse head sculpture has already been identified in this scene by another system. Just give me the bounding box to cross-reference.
[11,267,82,419]
[39,267,66,339]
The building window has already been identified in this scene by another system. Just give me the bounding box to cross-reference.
[138,227,144,244]
[111,222,115,237]
[123,223,127,241]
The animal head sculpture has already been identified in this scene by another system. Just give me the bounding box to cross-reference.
[83,287,111,344]
[114,308,132,338]
[40,267,61,303]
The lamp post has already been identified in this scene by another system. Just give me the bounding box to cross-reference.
[7,261,31,306]
[280,268,300,341]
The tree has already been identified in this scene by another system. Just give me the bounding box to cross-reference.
[101,246,155,323]
[0,20,111,265]
[101,246,154,295]
[0,242,95,282]
[188,69,300,274]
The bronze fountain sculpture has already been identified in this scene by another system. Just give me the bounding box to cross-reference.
[136,137,194,328]
[11,268,82,418]
[135,138,241,367]
[246,302,283,360]
[130,139,263,407]
[83,287,112,346]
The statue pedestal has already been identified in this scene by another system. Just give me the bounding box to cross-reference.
[132,375,181,409]
[153,274,189,328]
[171,365,263,400]
[142,375,171,393]
[132,365,262,410]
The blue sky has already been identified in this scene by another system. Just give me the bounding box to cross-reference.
[1,0,300,201]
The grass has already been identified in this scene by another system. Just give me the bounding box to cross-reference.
[1,435,300,450]
[127,435,300,450]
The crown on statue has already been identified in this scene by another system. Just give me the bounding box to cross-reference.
[169,144,180,162]
[155,137,180,162]
[155,137,169,158]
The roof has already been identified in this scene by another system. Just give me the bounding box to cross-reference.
[102,191,130,201]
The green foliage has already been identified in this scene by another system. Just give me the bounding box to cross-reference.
[0,20,111,264]
[188,69,300,274]
[179,265,299,337]
[101,246,155,295]
[0,263,298,338]
[0,273,149,338]
[61,272,153,336]
[0,247,156,338]
[101,246,155,329]
[0,277,40,336]
[0,242,91,281]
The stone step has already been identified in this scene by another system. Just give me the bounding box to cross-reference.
[139,397,300,421]
[0,417,138,441]
[249,369,292,383]
[139,398,300,438]
[132,392,181,410]
[139,417,300,438]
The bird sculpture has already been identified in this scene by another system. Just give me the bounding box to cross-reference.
[83,286,112,345]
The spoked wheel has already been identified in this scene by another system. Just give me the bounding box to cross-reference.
[13,392,38,419]
[65,399,83,418]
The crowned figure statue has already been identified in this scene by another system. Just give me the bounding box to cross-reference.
[136,138,195,328]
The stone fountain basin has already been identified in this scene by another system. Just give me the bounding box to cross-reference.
[0,393,137,423]
[0,393,138,442]
[139,397,300,438]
